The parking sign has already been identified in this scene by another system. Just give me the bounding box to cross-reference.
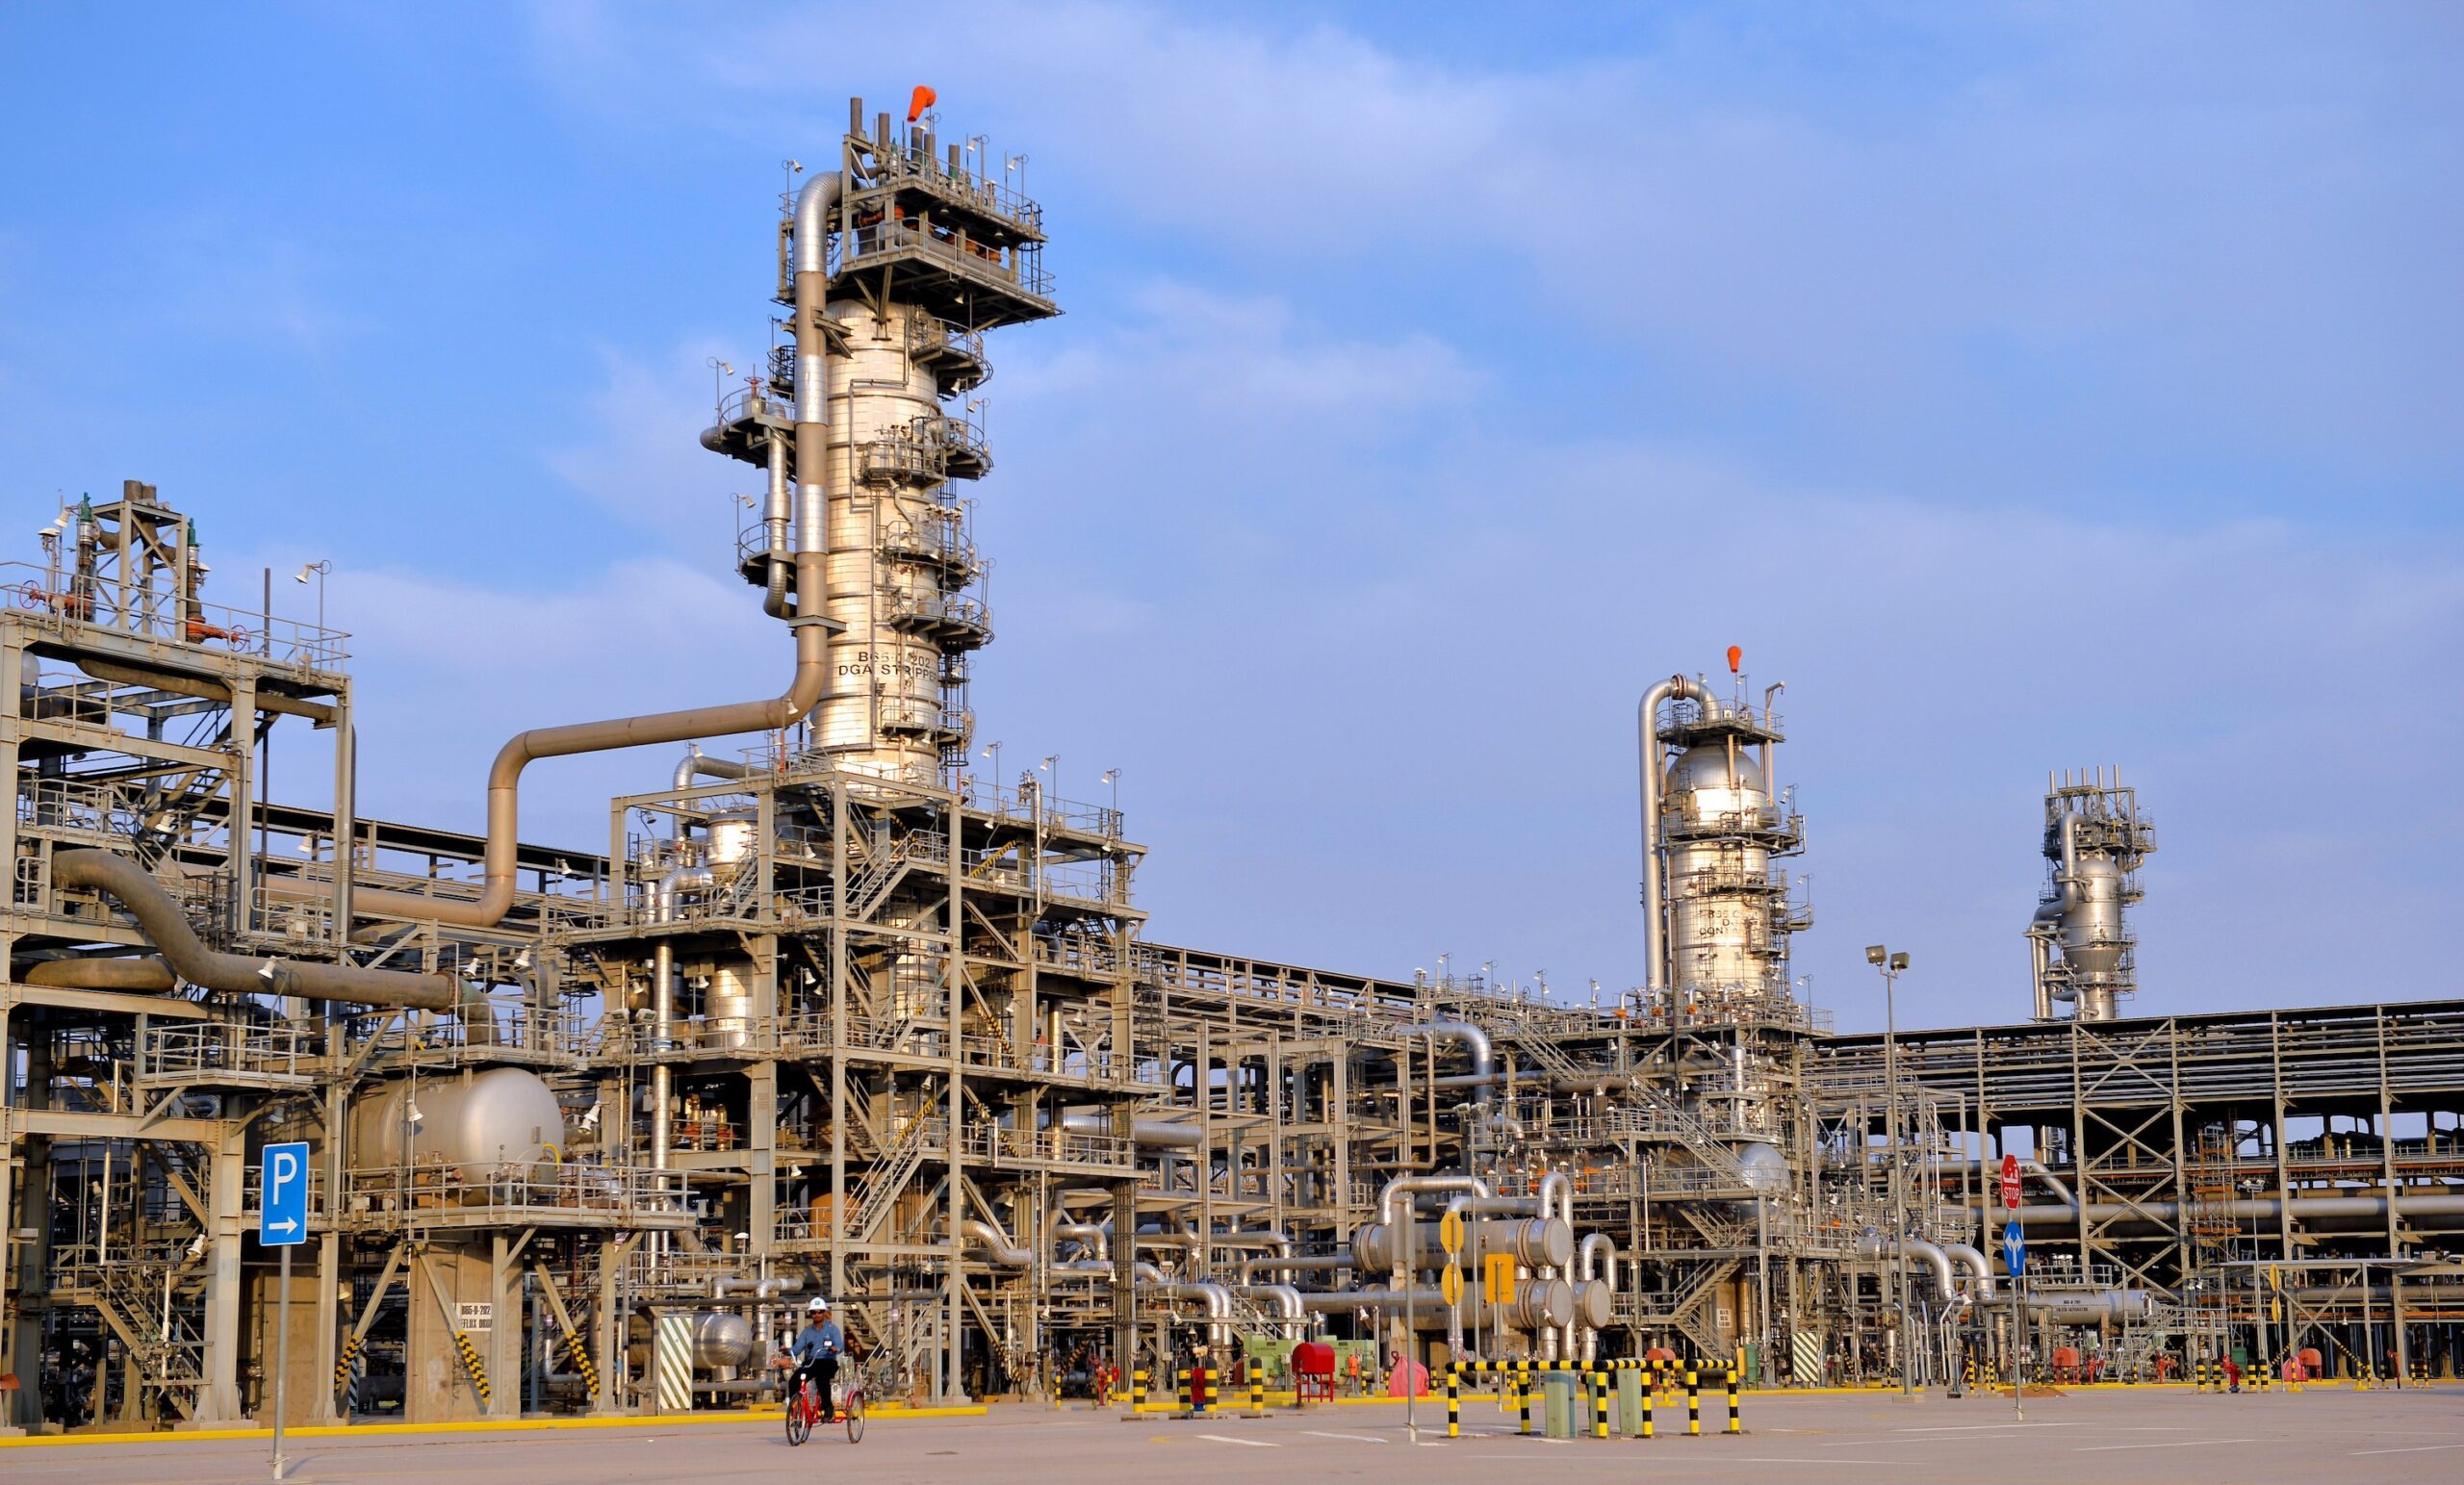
[261,1140,310,1247]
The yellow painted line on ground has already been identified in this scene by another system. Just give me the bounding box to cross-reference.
[0,1403,987,1448]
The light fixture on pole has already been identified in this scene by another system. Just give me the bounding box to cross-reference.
[290,559,332,638]
[1100,767,1118,815]
[1868,942,1913,1397]
[706,356,734,419]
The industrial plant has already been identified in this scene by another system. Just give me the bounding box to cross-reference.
[2,95,2458,1435]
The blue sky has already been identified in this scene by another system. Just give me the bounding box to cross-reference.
[2,3,2457,1031]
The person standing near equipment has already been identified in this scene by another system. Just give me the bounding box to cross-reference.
[780,1297,846,1420]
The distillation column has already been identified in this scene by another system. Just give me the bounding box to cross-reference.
[2026,766,2156,1021]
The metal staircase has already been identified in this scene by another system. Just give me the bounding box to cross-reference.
[847,1115,941,1243]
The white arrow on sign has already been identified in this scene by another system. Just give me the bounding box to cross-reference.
[269,1218,299,1236]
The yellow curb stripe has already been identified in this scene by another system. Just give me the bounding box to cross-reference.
[0,1403,986,1447]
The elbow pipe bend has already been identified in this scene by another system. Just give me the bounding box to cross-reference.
[1578,1232,1617,1289]
[1398,1021,1495,1104]
[352,576,828,930]
[55,849,462,1011]
[1858,1233,1960,1305]
[1639,674,1718,994]
[958,1218,1034,1268]
[674,743,760,793]
[1536,1170,1573,1227]
[1941,1242,1995,1300]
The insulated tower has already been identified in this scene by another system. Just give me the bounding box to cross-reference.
[706,94,1055,782]
[2026,767,2156,1021]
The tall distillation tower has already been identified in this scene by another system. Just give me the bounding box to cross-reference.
[705,93,1054,783]
[1637,656,1813,1139]
[2026,767,2156,1021]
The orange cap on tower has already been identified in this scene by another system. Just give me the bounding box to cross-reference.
[1726,645,1743,675]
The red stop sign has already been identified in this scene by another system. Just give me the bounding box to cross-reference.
[2000,1153,2022,1210]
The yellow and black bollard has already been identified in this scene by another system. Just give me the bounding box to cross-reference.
[1177,1368,1192,1416]
[1685,1366,1701,1437]
[1643,1380,1656,1440]
[1446,1368,1461,1439]
[1517,1363,1532,1436]
[1130,1368,1148,1414]
[1725,1367,1740,1433]
[1251,1367,1266,1418]
[1594,1370,1610,1440]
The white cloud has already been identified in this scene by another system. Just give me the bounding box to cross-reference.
[338,555,789,848]
[546,341,753,550]
[525,3,2463,484]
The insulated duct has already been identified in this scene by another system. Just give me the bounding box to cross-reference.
[347,581,827,929]
[54,848,463,1011]
[1857,1233,1960,1305]
[1397,1020,1495,1105]
[1638,674,1718,995]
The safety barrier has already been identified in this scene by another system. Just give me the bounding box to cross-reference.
[1175,1365,1215,1417]
[1444,1359,1738,1441]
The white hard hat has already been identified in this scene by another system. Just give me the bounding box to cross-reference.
[808,1296,831,1313]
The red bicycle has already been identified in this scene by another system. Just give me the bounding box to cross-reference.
[783,1364,864,1446]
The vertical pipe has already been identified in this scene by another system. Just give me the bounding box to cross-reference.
[1637,676,1713,998]
[652,875,674,1170]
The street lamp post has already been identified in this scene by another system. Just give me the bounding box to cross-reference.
[1868,943,1913,1396]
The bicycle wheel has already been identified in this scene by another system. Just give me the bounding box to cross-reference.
[843,1385,864,1444]
[784,1382,809,1446]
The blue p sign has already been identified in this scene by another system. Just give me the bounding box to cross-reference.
[261,1140,310,1247]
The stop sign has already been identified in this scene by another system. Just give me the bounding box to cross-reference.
[2000,1153,2022,1210]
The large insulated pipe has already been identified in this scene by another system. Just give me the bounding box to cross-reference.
[2014,1194,2464,1226]
[348,587,826,928]
[54,849,462,1010]
[1941,1242,1996,1300]
[1053,1218,1109,1263]
[346,178,843,928]
[1234,1284,1305,1337]
[647,862,712,1172]
[1576,1231,1619,1367]
[1059,1112,1202,1149]
[958,1218,1034,1268]
[1351,1217,1570,1272]
[1638,675,1717,995]
[1136,1267,1232,1347]
[759,436,792,617]
[1397,1020,1495,1106]
[674,743,760,793]
[19,956,177,992]
[1954,1156,2076,1210]
[791,170,844,563]
[1858,1234,1960,1305]
[1243,1254,1349,1282]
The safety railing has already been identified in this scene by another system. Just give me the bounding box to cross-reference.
[866,143,1046,233]
[139,1021,322,1086]
[714,384,792,429]
[1,559,347,671]
[354,1002,584,1064]
[835,216,1054,298]
[342,1161,691,1224]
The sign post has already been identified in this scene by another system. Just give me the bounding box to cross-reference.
[261,1140,310,1479]
[2001,1212,2026,1422]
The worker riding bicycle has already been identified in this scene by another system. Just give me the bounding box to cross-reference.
[778,1296,846,1422]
